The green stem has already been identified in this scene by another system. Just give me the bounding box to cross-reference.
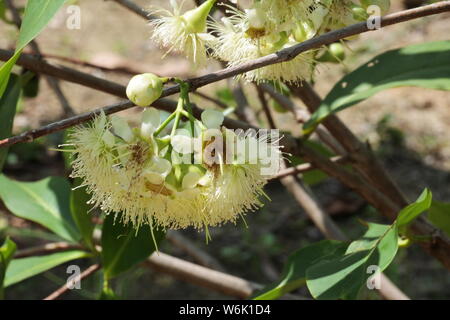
[153,111,177,137]
[171,96,184,137]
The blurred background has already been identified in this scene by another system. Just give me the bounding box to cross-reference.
[0,0,449,299]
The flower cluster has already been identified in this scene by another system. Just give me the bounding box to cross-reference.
[149,0,391,83]
[67,106,282,233]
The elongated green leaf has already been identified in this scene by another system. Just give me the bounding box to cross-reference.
[303,41,450,134]
[0,0,67,97]
[16,0,67,50]
[0,51,21,98]
[0,175,80,242]
[4,250,89,287]
[429,201,450,237]
[0,237,17,298]
[70,178,95,250]
[101,214,165,279]
[397,189,432,227]
[0,74,22,171]
[306,222,398,300]
[254,240,347,300]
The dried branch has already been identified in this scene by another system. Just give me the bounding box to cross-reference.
[256,91,409,300]
[15,242,84,258]
[22,50,140,76]
[0,3,448,147]
[0,1,449,270]
[167,230,226,272]
[15,241,276,300]
[108,0,153,19]
[193,90,228,109]
[272,156,347,180]
[146,252,260,299]
[5,0,75,116]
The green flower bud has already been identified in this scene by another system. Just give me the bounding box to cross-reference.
[317,43,346,63]
[126,73,163,107]
[183,0,216,34]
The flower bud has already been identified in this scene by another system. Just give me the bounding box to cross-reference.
[317,43,346,63]
[183,0,216,34]
[126,73,163,107]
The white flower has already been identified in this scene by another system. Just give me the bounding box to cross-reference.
[149,0,216,67]
[201,109,224,129]
[210,9,316,83]
[65,110,283,233]
[256,0,318,33]
[141,107,161,138]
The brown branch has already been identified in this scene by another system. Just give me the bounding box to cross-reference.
[193,91,228,109]
[108,0,154,19]
[0,3,448,147]
[272,156,347,180]
[43,264,101,300]
[166,230,226,272]
[0,2,449,269]
[258,83,347,155]
[146,252,260,299]
[256,91,409,300]
[15,242,84,258]
[5,0,75,116]
[16,241,290,300]
[299,142,450,270]
[22,50,140,76]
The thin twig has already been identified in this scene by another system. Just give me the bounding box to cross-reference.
[43,264,101,300]
[109,0,154,19]
[0,3,448,147]
[5,0,75,117]
[193,91,228,109]
[257,89,409,300]
[22,50,140,76]
[146,252,259,299]
[272,156,347,180]
[166,230,226,271]
[0,2,449,269]
[15,242,84,258]
[16,241,296,300]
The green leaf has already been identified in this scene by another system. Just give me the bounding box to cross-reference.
[101,214,165,279]
[0,74,22,171]
[428,201,450,237]
[303,41,450,134]
[0,175,80,242]
[0,0,67,97]
[306,222,398,300]
[397,189,432,228]
[4,250,89,287]
[17,0,67,50]
[254,240,347,300]
[0,237,17,298]
[70,178,95,250]
[0,51,21,98]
